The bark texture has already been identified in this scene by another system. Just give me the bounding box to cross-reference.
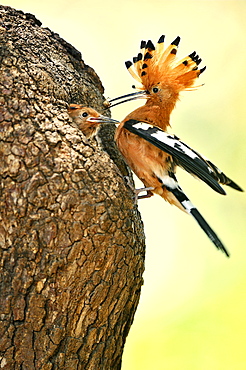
[0,6,145,369]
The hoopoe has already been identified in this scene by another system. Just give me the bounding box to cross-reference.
[108,35,207,130]
[68,104,118,138]
[107,35,243,256]
[68,104,242,256]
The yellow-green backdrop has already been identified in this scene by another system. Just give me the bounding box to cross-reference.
[2,1,246,369]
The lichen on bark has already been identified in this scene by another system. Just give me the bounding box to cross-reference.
[0,5,145,369]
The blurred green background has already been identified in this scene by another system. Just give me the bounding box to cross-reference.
[2,1,246,369]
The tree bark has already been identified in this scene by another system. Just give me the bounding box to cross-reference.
[0,6,145,369]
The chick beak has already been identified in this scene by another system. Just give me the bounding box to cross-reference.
[87,115,119,124]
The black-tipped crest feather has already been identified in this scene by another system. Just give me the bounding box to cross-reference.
[124,34,206,93]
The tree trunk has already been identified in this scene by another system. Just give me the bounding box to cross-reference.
[0,6,145,369]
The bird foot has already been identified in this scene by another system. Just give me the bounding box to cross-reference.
[123,176,154,203]
[136,188,154,199]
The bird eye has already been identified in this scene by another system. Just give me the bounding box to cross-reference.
[82,112,88,117]
[153,87,159,93]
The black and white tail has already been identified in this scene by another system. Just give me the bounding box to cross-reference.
[169,185,229,257]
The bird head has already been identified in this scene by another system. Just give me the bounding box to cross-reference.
[107,35,206,110]
[68,104,118,138]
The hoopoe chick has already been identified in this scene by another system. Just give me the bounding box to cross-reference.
[68,104,118,138]
[109,35,243,256]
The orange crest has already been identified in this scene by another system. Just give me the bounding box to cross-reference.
[125,35,206,93]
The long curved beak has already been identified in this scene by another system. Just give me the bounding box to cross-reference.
[88,115,119,124]
[107,90,147,108]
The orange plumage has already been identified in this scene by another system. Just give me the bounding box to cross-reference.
[113,35,207,202]
[110,35,206,130]
[109,35,242,255]
[127,36,205,92]
[68,36,242,255]
[68,104,118,138]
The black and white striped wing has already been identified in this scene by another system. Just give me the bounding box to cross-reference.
[123,119,242,194]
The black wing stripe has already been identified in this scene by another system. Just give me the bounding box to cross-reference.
[124,120,226,195]
[206,160,243,192]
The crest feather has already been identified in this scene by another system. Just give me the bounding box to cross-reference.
[125,35,206,92]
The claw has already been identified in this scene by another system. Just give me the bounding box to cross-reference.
[123,176,154,203]
[137,188,154,199]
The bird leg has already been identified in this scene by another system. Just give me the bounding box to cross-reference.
[123,176,154,202]
[136,188,154,199]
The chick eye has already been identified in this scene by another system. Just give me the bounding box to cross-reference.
[153,87,159,93]
[82,112,88,117]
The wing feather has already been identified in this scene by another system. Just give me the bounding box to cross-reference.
[123,120,243,194]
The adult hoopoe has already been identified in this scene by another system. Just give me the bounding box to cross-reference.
[68,105,242,257]
[108,35,206,130]
[107,35,243,256]
[68,104,118,138]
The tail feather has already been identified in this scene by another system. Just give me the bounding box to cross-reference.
[168,186,229,257]
[190,208,229,257]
